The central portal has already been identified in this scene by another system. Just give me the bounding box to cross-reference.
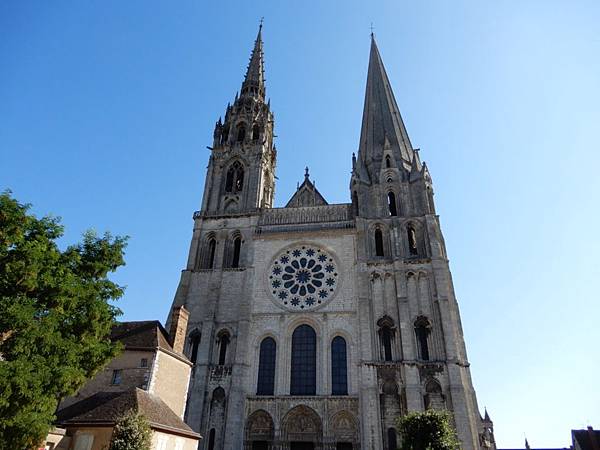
[291,443,315,450]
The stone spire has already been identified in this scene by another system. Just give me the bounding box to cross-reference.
[356,34,414,181]
[241,23,265,99]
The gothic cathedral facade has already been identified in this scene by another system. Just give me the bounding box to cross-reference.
[167,26,494,450]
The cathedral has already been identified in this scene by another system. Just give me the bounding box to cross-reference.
[167,25,494,450]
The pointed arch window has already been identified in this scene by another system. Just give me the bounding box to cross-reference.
[381,326,393,361]
[415,317,431,361]
[290,325,316,395]
[375,228,385,257]
[257,337,276,395]
[188,331,201,364]
[231,236,242,268]
[331,336,348,395]
[388,192,398,216]
[407,225,418,256]
[217,331,230,365]
[252,124,260,141]
[352,191,359,216]
[204,238,216,269]
[385,155,392,168]
[225,161,244,193]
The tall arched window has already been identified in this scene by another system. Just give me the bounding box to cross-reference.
[388,192,398,216]
[207,238,216,269]
[231,236,242,268]
[331,336,348,395]
[290,325,316,395]
[188,331,201,364]
[375,228,385,257]
[385,155,392,168]
[352,191,359,216]
[217,332,230,365]
[225,161,245,193]
[207,429,216,450]
[387,428,398,450]
[381,326,393,361]
[415,317,431,361]
[257,337,276,395]
[407,225,418,256]
[252,124,260,141]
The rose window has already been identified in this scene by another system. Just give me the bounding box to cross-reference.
[268,246,339,310]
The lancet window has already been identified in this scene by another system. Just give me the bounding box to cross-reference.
[257,337,276,395]
[188,330,201,364]
[407,224,419,256]
[375,228,385,257]
[290,325,316,395]
[388,191,398,216]
[225,161,244,193]
[414,316,432,361]
[217,331,230,365]
[331,336,348,395]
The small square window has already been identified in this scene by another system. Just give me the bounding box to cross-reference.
[140,358,148,368]
[111,369,122,385]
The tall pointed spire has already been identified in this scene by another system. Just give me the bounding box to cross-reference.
[241,22,265,98]
[357,34,414,180]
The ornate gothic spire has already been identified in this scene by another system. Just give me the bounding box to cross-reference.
[241,23,265,99]
[356,34,414,181]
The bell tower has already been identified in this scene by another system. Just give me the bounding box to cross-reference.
[201,24,276,214]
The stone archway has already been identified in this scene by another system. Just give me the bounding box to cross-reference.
[329,411,359,449]
[281,405,323,449]
[245,409,274,450]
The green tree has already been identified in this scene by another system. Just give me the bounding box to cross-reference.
[0,191,127,450]
[109,412,152,450]
[397,409,461,450]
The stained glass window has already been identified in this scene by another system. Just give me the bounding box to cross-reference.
[331,336,348,395]
[257,337,276,395]
[269,247,338,310]
[290,325,316,395]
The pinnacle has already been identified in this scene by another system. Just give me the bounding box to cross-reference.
[241,23,265,96]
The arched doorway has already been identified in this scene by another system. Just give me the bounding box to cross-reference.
[245,409,274,450]
[281,405,323,449]
[330,411,359,449]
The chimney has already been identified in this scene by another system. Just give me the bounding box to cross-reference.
[169,306,189,354]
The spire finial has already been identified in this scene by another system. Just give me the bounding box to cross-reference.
[370,22,375,38]
[304,166,310,179]
[259,16,264,31]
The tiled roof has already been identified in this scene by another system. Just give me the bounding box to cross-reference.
[56,388,200,439]
[110,320,173,352]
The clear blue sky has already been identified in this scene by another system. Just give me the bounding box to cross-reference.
[1,1,599,447]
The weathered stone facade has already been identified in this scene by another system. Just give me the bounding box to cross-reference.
[168,27,492,450]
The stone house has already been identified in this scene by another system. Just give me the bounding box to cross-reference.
[44,307,200,450]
